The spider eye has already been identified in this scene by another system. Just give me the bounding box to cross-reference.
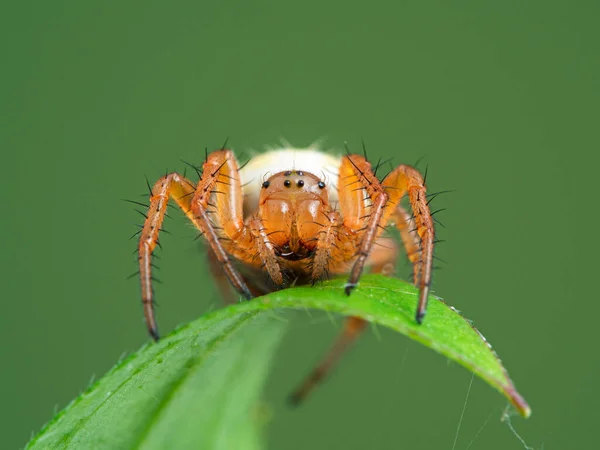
[284,180,291,187]
[318,181,326,189]
[297,171,304,176]
[262,181,270,188]
[284,170,292,176]
[297,180,304,187]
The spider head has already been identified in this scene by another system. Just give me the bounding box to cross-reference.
[258,170,330,251]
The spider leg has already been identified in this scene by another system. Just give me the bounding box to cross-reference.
[138,172,202,340]
[337,154,391,294]
[383,165,435,323]
[206,248,237,305]
[289,316,366,405]
[290,158,434,403]
[207,248,271,304]
[289,243,397,405]
[392,205,422,284]
[195,150,284,299]
[191,150,254,301]
[339,155,434,323]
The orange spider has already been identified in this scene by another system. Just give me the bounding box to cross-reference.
[136,145,435,403]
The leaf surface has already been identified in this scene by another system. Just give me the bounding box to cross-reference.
[27,275,530,450]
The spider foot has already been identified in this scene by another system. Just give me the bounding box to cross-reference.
[240,290,253,301]
[344,282,358,295]
[149,326,160,342]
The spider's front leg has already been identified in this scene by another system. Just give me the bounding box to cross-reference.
[339,155,435,323]
[289,235,400,405]
[289,157,435,405]
[190,150,254,301]
[138,150,256,341]
[190,150,287,295]
[138,172,203,340]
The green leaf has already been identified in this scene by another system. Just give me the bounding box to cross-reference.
[27,312,286,450]
[27,275,530,450]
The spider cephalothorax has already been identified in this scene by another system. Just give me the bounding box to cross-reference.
[259,170,331,260]
[136,145,435,402]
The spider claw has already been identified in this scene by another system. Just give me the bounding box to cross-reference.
[149,326,160,342]
[344,282,357,295]
[415,309,426,324]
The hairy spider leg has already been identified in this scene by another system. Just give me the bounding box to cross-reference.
[139,149,266,341]
[206,247,269,304]
[189,150,256,302]
[288,157,434,404]
[382,164,435,322]
[392,204,423,284]
[289,315,367,405]
[139,150,291,341]
[337,154,393,293]
[138,172,202,340]
[339,155,434,323]
[288,206,424,404]
[190,150,287,299]
[206,248,238,305]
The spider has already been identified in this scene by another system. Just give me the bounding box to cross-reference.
[136,145,435,403]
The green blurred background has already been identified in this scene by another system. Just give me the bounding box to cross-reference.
[1,1,598,448]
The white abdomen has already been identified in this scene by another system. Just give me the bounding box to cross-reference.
[239,148,341,215]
